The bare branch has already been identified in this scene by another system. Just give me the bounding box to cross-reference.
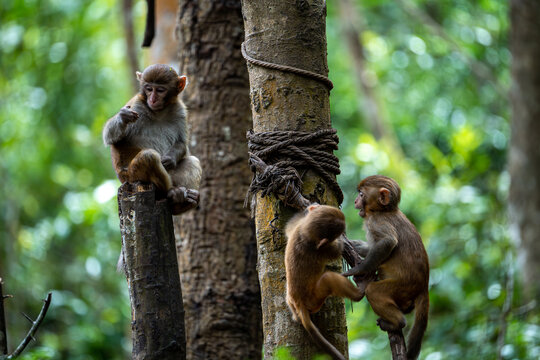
[0,279,8,356]
[7,292,52,359]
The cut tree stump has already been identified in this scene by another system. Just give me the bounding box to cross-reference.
[117,182,186,360]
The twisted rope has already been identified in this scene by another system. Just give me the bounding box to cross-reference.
[241,42,334,90]
[246,129,343,206]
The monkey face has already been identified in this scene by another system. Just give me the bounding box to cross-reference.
[355,190,367,218]
[144,85,168,111]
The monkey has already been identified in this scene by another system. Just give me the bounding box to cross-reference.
[342,175,429,360]
[102,64,201,215]
[285,204,364,360]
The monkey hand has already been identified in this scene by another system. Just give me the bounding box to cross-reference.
[168,186,199,215]
[118,106,139,124]
[161,155,177,170]
[342,263,369,277]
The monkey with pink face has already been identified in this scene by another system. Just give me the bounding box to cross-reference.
[103,64,201,214]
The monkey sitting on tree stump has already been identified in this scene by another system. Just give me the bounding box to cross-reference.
[118,182,186,360]
[103,64,202,215]
[102,65,201,359]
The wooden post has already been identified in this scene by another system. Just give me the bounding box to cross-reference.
[241,1,350,358]
[118,182,186,360]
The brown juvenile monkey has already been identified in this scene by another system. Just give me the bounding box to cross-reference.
[102,64,201,214]
[343,175,429,360]
[285,204,363,360]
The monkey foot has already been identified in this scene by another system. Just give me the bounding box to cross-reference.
[377,318,406,332]
[167,187,199,215]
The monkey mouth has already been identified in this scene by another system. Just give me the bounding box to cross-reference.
[358,208,366,217]
[149,103,162,111]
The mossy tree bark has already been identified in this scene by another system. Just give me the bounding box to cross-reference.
[241,1,349,359]
[174,1,262,359]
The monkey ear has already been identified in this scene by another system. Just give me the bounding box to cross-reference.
[136,71,143,81]
[178,76,187,92]
[307,204,320,212]
[316,238,329,249]
[379,187,391,206]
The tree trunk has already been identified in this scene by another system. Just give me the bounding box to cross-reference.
[147,0,179,66]
[336,0,387,140]
[118,183,186,360]
[122,0,140,93]
[241,1,349,359]
[509,0,540,300]
[174,1,262,359]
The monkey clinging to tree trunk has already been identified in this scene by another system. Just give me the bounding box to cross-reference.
[103,64,201,215]
[343,175,429,360]
[285,204,364,360]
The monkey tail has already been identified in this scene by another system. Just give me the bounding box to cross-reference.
[297,307,346,360]
[407,290,429,360]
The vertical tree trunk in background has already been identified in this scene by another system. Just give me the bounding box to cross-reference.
[509,0,540,299]
[147,0,179,66]
[122,0,140,93]
[337,0,387,140]
[175,1,262,359]
[241,1,349,359]
[118,183,186,360]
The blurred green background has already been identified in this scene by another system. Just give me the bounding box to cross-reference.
[0,0,537,359]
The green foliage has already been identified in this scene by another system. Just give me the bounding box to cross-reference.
[327,0,538,359]
[0,0,538,359]
[0,0,139,358]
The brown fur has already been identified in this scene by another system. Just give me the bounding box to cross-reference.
[285,204,363,360]
[343,175,429,360]
[103,64,201,215]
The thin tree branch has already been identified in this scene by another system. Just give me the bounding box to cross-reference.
[7,292,52,359]
[0,278,8,356]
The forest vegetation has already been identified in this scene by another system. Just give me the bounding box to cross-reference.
[0,0,537,359]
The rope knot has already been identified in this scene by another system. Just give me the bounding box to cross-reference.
[245,129,343,208]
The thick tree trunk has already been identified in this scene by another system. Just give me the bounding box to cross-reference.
[509,0,540,299]
[175,1,262,359]
[118,183,186,360]
[241,1,349,359]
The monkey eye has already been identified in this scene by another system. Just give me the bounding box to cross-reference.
[156,87,166,93]
[358,191,365,198]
